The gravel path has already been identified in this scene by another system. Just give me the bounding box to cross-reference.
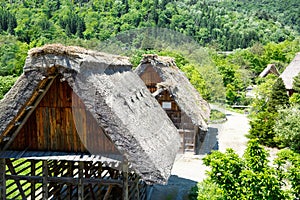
[149,106,250,200]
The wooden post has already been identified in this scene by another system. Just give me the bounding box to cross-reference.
[78,162,84,200]
[85,162,96,200]
[182,130,186,153]
[122,159,129,200]
[31,160,36,199]
[42,160,49,200]
[135,177,140,200]
[97,162,102,197]
[6,159,26,199]
[0,159,6,200]
[194,125,198,155]
[67,161,73,200]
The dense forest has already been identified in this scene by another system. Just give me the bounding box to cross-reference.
[0,0,298,49]
[0,0,299,103]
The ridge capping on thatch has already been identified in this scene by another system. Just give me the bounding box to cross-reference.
[24,44,132,74]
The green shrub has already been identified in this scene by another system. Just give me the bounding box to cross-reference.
[201,139,290,200]
[0,75,18,99]
[189,179,224,200]
[289,93,300,105]
[274,106,300,152]
[275,149,300,199]
[248,111,278,147]
[267,77,289,113]
[210,109,226,122]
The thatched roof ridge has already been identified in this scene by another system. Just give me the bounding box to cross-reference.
[0,45,180,185]
[135,54,210,131]
[280,52,300,89]
[24,44,132,74]
[29,43,130,62]
[259,64,280,78]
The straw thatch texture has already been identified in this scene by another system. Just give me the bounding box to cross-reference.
[259,64,280,78]
[0,44,180,184]
[135,54,210,131]
[280,52,300,90]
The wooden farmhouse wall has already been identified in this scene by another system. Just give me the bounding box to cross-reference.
[139,64,163,93]
[8,76,121,156]
[139,65,182,128]
[139,64,200,153]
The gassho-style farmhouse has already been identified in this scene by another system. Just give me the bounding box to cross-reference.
[0,44,209,199]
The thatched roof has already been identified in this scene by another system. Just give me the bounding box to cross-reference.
[135,54,210,131]
[0,44,180,184]
[280,52,300,90]
[259,64,280,78]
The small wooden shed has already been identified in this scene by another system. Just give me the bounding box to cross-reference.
[0,45,180,199]
[280,52,300,96]
[135,54,210,154]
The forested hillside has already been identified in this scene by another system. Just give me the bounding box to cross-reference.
[0,0,299,104]
[223,0,300,32]
[0,0,298,50]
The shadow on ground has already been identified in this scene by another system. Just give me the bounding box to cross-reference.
[150,175,197,200]
[150,125,221,199]
[199,126,219,155]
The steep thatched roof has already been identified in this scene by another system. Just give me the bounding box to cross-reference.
[280,52,300,90]
[0,44,180,184]
[135,54,210,131]
[259,64,280,78]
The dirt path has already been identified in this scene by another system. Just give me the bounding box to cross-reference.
[149,106,250,200]
[213,108,250,157]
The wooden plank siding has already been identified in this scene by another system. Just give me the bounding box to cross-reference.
[156,90,181,129]
[139,65,198,153]
[139,65,181,128]
[8,76,121,155]
[139,64,163,86]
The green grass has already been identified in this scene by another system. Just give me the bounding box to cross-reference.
[210,109,227,122]
[6,159,43,199]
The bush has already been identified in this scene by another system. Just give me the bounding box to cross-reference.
[189,179,224,200]
[210,109,226,122]
[289,93,300,105]
[275,149,300,199]
[274,106,300,152]
[0,75,18,99]
[201,139,290,200]
[267,77,289,113]
[248,111,278,147]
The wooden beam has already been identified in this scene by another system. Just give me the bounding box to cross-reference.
[31,160,36,200]
[6,174,124,186]
[135,176,140,200]
[2,76,57,150]
[78,161,84,200]
[0,159,6,200]
[42,160,49,200]
[67,161,73,199]
[103,170,118,200]
[194,125,198,155]
[85,162,96,200]
[182,131,186,153]
[6,159,27,199]
[122,159,129,200]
